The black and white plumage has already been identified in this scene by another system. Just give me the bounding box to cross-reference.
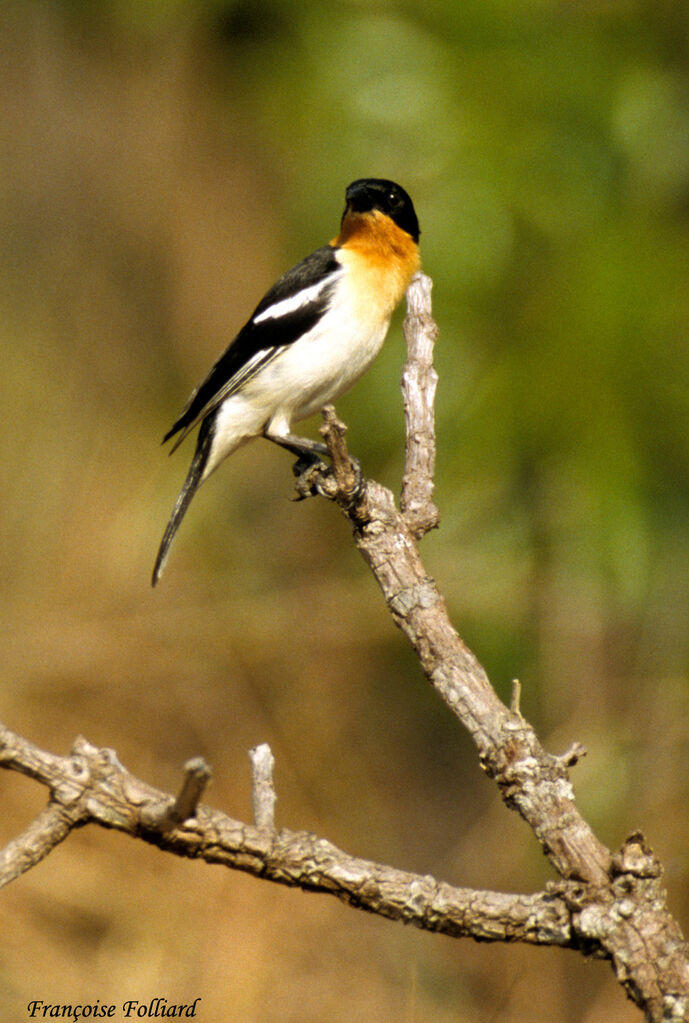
[152,178,420,585]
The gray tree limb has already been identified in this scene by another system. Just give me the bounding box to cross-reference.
[0,273,687,1022]
[0,722,570,946]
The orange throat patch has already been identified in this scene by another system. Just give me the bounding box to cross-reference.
[333,209,421,316]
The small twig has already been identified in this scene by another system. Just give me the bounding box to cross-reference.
[320,407,353,484]
[510,679,522,716]
[171,757,213,822]
[556,743,587,769]
[139,757,212,830]
[249,743,276,830]
[319,406,366,505]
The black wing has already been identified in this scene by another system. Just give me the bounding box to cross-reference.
[163,246,342,450]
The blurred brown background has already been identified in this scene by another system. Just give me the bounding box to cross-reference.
[2,2,689,1020]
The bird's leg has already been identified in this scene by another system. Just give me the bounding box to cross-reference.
[265,431,329,460]
[290,458,328,500]
[264,415,365,505]
[264,429,330,500]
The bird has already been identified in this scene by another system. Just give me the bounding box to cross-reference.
[152,177,421,585]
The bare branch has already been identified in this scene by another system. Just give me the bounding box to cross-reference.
[3,273,689,1021]
[401,272,440,537]
[287,278,689,1021]
[0,802,82,888]
[294,276,608,885]
[0,722,571,948]
[307,432,611,885]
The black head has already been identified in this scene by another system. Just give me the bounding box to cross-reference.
[344,178,420,243]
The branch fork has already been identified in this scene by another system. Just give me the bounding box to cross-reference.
[1,271,687,1021]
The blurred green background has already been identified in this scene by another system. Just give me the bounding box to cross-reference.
[2,1,689,1020]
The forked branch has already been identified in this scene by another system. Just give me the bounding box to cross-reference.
[0,273,687,1022]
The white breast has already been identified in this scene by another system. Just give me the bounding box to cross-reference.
[249,274,392,436]
[202,263,394,479]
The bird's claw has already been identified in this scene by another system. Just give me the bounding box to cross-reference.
[291,452,365,505]
[291,455,330,500]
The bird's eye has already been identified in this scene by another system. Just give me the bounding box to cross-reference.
[387,188,398,205]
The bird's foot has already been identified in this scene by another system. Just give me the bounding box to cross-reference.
[290,451,365,505]
[292,455,365,509]
[287,408,367,506]
[291,453,330,500]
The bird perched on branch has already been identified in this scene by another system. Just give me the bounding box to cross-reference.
[152,177,420,585]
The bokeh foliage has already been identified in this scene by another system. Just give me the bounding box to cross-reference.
[1,1,688,1020]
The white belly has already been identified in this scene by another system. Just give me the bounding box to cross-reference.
[202,288,392,479]
[259,312,390,432]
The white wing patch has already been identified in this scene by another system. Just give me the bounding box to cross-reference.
[252,271,343,325]
[223,346,287,396]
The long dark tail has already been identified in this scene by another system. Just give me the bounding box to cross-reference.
[152,418,214,586]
